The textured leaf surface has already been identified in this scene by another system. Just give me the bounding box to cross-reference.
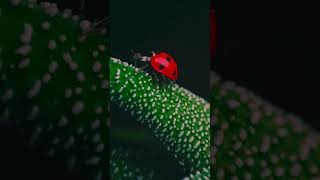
[0,1,109,179]
[211,72,320,179]
[110,57,211,173]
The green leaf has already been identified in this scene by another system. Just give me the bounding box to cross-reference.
[110,57,210,173]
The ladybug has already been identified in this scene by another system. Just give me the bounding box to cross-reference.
[132,51,178,81]
[150,52,178,81]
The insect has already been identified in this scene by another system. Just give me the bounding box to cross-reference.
[132,51,178,83]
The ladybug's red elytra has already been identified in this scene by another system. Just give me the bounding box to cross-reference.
[131,51,178,81]
[150,52,178,81]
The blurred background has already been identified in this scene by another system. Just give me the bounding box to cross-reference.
[1,0,108,179]
[213,0,319,129]
[2,0,318,179]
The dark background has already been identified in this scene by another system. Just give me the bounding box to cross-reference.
[214,0,319,129]
[48,0,109,20]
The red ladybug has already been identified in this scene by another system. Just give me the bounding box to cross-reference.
[150,52,178,81]
[131,51,178,81]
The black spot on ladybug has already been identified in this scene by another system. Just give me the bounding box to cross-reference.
[159,64,165,70]
[166,57,171,62]
[173,70,176,76]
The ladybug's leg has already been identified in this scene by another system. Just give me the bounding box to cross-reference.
[161,77,167,88]
[151,71,161,86]
[154,72,160,83]
[160,74,169,87]
[154,73,166,88]
[139,63,150,72]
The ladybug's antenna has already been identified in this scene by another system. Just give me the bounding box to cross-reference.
[152,71,160,84]
[131,50,143,60]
